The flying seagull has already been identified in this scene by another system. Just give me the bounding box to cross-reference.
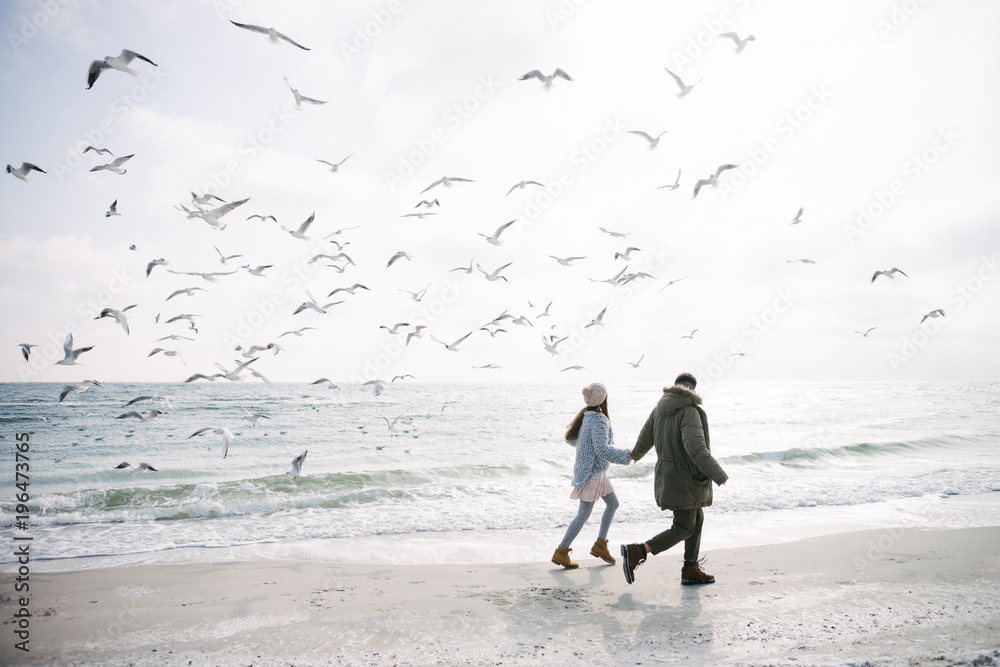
[871,268,908,283]
[146,258,169,277]
[115,409,162,422]
[114,462,158,475]
[718,32,756,53]
[628,130,668,149]
[191,192,226,206]
[292,290,344,315]
[478,219,516,246]
[188,426,234,458]
[420,176,473,193]
[6,162,46,183]
[788,207,804,225]
[56,333,94,366]
[86,49,157,89]
[506,180,545,195]
[105,200,121,217]
[214,246,243,265]
[854,327,877,337]
[415,199,440,208]
[89,154,133,175]
[518,68,573,90]
[598,226,629,238]
[692,164,739,198]
[284,76,326,109]
[477,262,512,282]
[584,306,608,328]
[317,155,352,173]
[627,354,645,368]
[282,212,316,240]
[124,394,173,410]
[920,309,945,324]
[58,380,103,403]
[240,407,270,426]
[664,68,701,98]
[229,20,310,50]
[550,255,586,267]
[83,145,114,157]
[166,287,206,301]
[94,305,135,335]
[242,264,273,277]
[387,251,412,267]
[615,247,641,261]
[147,348,186,365]
[430,332,473,352]
[286,450,308,479]
[680,329,698,339]
[177,197,249,230]
[658,169,681,191]
[19,343,37,361]
[786,258,817,264]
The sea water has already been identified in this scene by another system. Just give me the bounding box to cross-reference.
[1,381,998,571]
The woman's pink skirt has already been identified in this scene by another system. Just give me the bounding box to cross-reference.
[570,474,614,502]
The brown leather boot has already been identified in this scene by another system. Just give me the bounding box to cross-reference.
[551,545,578,569]
[681,559,715,585]
[620,543,646,584]
[590,538,615,564]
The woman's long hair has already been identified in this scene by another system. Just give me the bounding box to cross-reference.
[565,398,610,442]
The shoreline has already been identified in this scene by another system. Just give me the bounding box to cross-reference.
[4,525,999,666]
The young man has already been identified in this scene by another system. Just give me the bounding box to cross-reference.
[621,372,729,585]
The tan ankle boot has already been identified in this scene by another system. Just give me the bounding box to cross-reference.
[590,538,615,564]
[551,545,578,569]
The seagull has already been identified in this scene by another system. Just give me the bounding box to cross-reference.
[478,219,516,246]
[242,265,273,277]
[246,213,277,223]
[560,365,587,372]
[854,327,877,337]
[249,368,271,384]
[152,334,193,343]
[391,374,415,383]
[474,364,502,369]
[240,407,270,426]
[430,332,473,352]
[317,155,352,173]
[5,162,46,183]
[614,247,641,261]
[589,265,630,286]
[94,306,135,335]
[479,326,507,338]
[19,344,37,361]
[213,358,259,382]
[584,306,608,328]
[658,276,688,292]
[718,32,756,53]
[293,291,344,315]
[506,180,545,195]
[236,343,283,359]
[105,200,121,217]
[214,246,244,265]
[124,395,173,410]
[399,284,429,302]
[387,251,412,267]
[786,258,817,264]
[58,380,103,403]
[400,211,439,219]
[511,316,533,327]
[693,164,739,198]
[286,450,308,479]
[729,352,753,358]
[146,258,169,277]
[165,286,205,301]
[789,206,804,225]
[536,302,555,320]
[477,262,512,282]
[420,176,473,193]
[380,322,410,334]
[56,333,94,366]
[871,268,908,283]
[115,409,162,422]
[184,373,223,382]
[376,407,411,436]
[449,257,475,273]
[628,130,668,149]
[86,49,157,89]
[281,212,316,240]
[308,252,355,265]
[328,283,370,297]
[363,379,387,397]
[191,192,226,207]
[681,329,698,339]
[664,68,701,98]
[311,378,340,390]
[279,327,316,338]
[165,313,200,324]
[406,326,427,345]
[83,145,114,157]
[284,76,326,109]
[324,226,361,237]
[230,20,310,50]
[920,309,945,324]
[114,462,158,475]
[177,198,249,230]
[188,426,234,458]
[627,354,645,368]
[550,255,586,267]
[598,226,629,238]
[518,68,573,89]
[89,154,133,175]
[415,199,440,208]
[167,270,237,282]
[658,169,682,190]
[147,348,186,365]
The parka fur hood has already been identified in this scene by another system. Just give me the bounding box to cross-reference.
[631,384,728,511]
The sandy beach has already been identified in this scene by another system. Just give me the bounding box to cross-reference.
[3,526,998,666]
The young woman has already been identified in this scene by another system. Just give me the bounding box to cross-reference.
[552,382,633,568]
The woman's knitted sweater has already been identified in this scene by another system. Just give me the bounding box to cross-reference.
[568,411,631,489]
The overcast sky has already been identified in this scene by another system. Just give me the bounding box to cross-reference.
[1,0,998,385]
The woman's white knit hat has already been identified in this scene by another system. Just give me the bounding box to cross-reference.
[582,382,608,407]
